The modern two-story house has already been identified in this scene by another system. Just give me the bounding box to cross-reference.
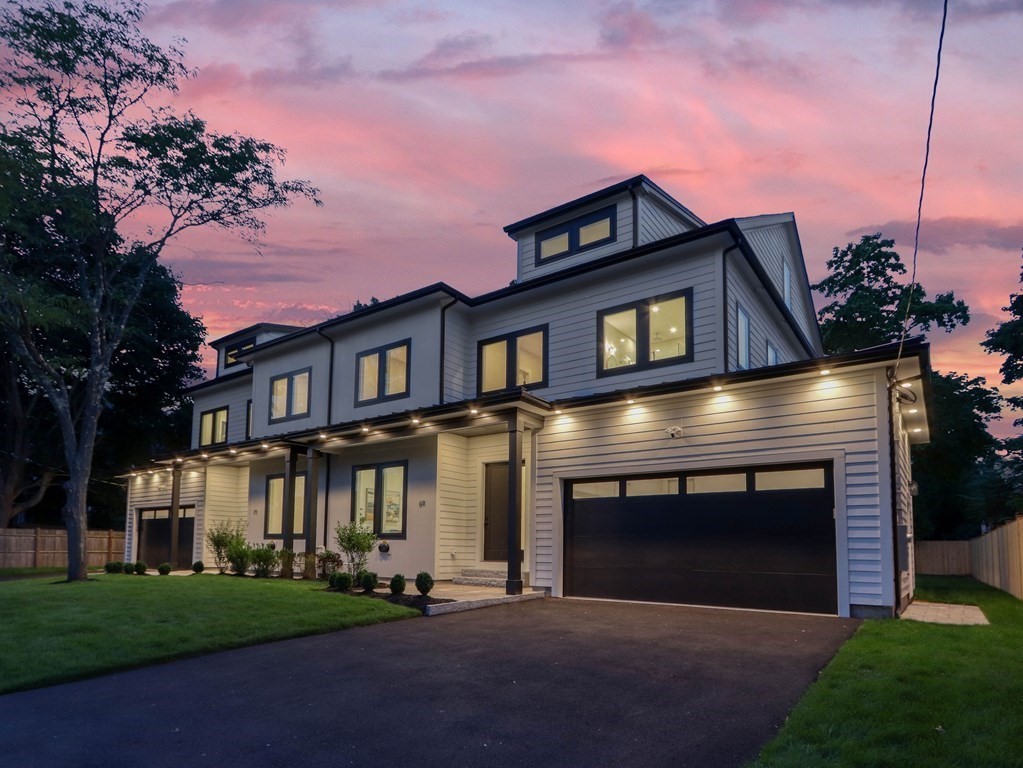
[124,175,932,618]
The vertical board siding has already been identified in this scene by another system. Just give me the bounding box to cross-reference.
[202,465,250,564]
[190,375,254,449]
[516,197,634,283]
[534,369,890,611]
[739,222,818,351]
[465,249,721,400]
[970,519,1023,600]
[124,469,206,562]
[638,196,692,244]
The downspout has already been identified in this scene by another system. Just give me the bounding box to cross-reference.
[439,298,458,405]
[885,368,902,616]
[721,243,741,373]
[629,184,640,249]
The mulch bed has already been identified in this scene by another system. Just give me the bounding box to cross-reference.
[333,588,455,614]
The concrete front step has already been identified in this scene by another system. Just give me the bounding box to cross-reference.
[453,568,530,588]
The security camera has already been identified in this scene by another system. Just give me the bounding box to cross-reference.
[664,425,683,439]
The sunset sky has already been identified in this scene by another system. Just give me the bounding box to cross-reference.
[140,0,1023,436]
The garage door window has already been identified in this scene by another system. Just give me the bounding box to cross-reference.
[686,473,747,494]
[625,477,678,496]
[755,468,826,490]
[572,481,619,499]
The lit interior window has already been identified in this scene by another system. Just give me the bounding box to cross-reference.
[481,340,508,393]
[385,345,407,396]
[540,232,570,260]
[649,296,686,362]
[572,481,619,499]
[578,217,611,247]
[516,331,544,386]
[603,309,637,370]
[626,477,678,496]
[686,473,747,494]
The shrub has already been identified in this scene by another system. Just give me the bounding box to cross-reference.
[334,520,377,579]
[333,572,353,592]
[278,548,296,579]
[134,561,148,575]
[315,548,343,580]
[121,561,134,574]
[157,562,172,576]
[415,571,434,596]
[227,540,252,576]
[250,543,280,578]
[206,520,246,574]
[192,561,204,574]
[389,573,406,595]
[104,561,121,574]
[361,571,378,592]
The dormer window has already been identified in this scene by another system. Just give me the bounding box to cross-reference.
[534,205,617,265]
[223,337,255,369]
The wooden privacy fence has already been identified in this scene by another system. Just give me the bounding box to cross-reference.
[0,528,125,569]
[915,540,972,576]
[970,518,1023,601]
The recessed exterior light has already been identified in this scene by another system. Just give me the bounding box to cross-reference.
[820,369,831,376]
[626,399,635,405]
[200,453,209,459]
[319,433,327,439]
[229,448,237,455]
[361,426,369,433]
[908,408,918,414]
[261,443,270,449]
[912,428,922,433]
[175,457,183,463]
[411,417,420,424]
[713,385,722,392]
[554,409,563,415]
[470,408,479,415]
[901,382,912,389]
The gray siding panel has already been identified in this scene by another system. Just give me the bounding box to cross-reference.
[638,196,691,244]
[726,255,806,372]
[533,369,892,614]
[191,377,254,449]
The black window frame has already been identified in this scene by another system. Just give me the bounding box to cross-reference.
[268,367,312,424]
[476,324,549,395]
[223,336,256,370]
[350,460,408,540]
[354,339,411,407]
[264,472,307,539]
[596,288,694,378]
[198,405,229,447]
[534,205,617,266]
[245,399,253,440]
[736,304,751,370]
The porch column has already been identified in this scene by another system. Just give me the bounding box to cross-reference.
[506,413,524,595]
[282,446,300,551]
[304,447,321,554]
[169,466,182,567]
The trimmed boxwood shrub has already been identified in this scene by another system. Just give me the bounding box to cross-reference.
[104,561,121,574]
[121,561,134,574]
[415,571,434,596]
[361,571,378,592]
[134,561,148,575]
[332,572,353,592]
[192,561,205,573]
[157,562,172,576]
[250,544,279,578]
[227,540,252,576]
[389,573,406,595]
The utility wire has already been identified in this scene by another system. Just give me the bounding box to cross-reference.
[894,0,949,380]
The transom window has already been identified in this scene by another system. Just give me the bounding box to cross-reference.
[534,205,617,265]
[224,337,255,369]
[266,473,306,538]
[199,406,229,447]
[269,368,311,423]
[353,462,407,539]
[356,340,410,405]
[598,289,693,375]
[478,326,548,394]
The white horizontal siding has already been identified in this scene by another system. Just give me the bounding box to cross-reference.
[436,433,474,578]
[532,369,893,614]
[464,246,721,401]
[202,465,249,564]
[517,196,635,283]
[124,469,206,562]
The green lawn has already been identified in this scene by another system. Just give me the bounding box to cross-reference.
[0,566,102,579]
[0,573,418,695]
[749,576,1023,768]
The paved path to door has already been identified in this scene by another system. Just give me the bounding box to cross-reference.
[0,599,858,767]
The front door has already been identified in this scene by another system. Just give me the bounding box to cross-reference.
[483,462,509,561]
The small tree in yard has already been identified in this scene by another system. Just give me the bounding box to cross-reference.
[205,520,245,575]
[334,520,377,580]
[0,1,319,581]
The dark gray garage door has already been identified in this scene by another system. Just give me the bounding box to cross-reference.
[137,507,195,569]
[565,463,837,614]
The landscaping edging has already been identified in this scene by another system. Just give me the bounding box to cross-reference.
[423,590,546,616]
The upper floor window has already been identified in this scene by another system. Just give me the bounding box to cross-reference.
[737,306,751,370]
[478,325,548,394]
[356,340,410,405]
[766,342,779,367]
[199,406,228,447]
[598,289,693,376]
[269,368,311,423]
[245,400,253,440]
[534,205,617,265]
[224,337,255,369]
[353,462,407,539]
[266,473,305,538]
[783,263,792,309]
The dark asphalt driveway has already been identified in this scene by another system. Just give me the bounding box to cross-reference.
[0,598,858,768]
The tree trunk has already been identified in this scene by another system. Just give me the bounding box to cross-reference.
[63,471,90,581]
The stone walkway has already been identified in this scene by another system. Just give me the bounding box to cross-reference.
[901,600,989,625]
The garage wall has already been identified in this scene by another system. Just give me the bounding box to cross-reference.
[534,367,893,615]
[124,468,206,562]
[202,465,250,565]
[893,396,916,606]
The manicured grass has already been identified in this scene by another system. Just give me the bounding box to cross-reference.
[0,573,418,694]
[749,576,1023,768]
[0,566,101,579]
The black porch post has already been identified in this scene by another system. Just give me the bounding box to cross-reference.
[506,413,524,595]
[169,466,182,568]
[304,447,320,555]
[282,446,300,551]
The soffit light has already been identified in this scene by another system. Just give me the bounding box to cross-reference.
[200,453,209,459]
[913,428,922,433]
[908,408,918,414]
[470,408,479,415]
[626,398,635,405]
[361,426,370,433]
[713,385,723,392]
[411,417,420,424]
[261,442,270,449]
[229,448,237,455]
[820,369,831,376]
[901,382,912,389]
[319,433,327,440]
